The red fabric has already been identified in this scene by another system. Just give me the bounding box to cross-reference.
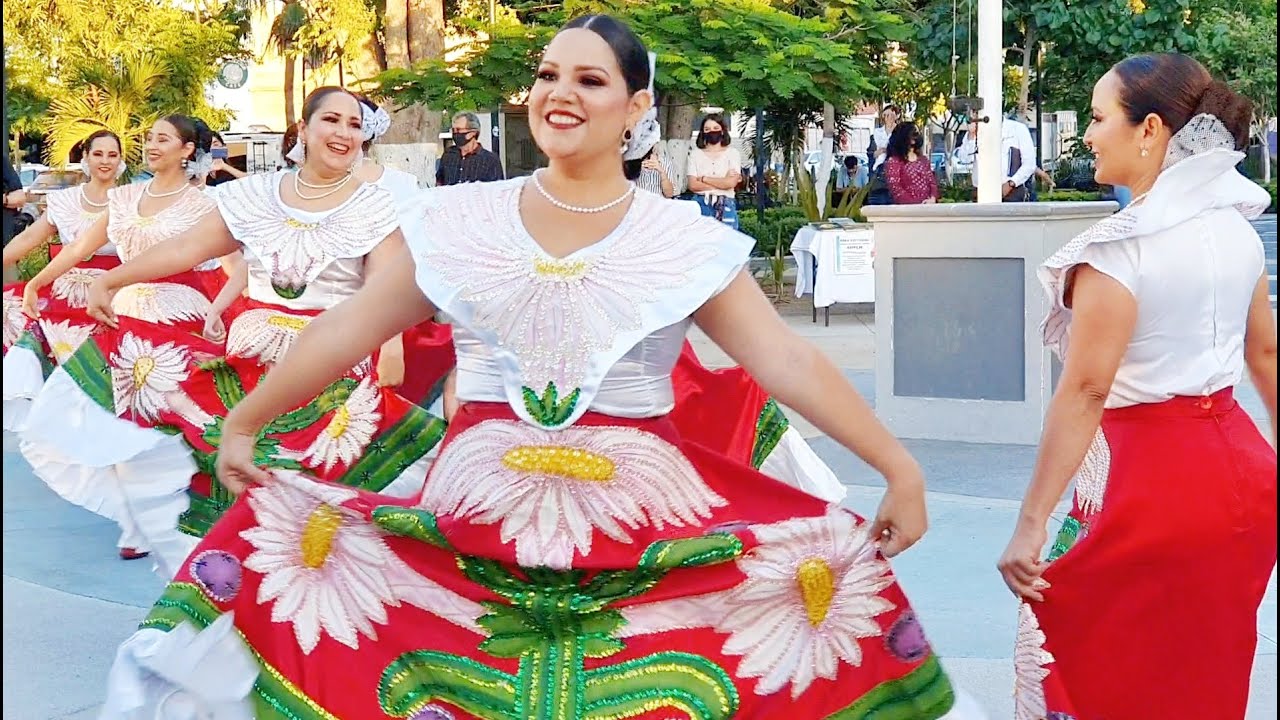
[399,319,456,405]
[885,156,938,205]
[669,341,768,463]
[3,253,121,357]
[1034,388,1277,718]
[173,401,949,718]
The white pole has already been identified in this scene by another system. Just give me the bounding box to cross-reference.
[976,0,1003,203]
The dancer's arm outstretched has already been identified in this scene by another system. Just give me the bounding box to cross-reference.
[22,215,110,318]
[694,271,927,558]
[215,233,432,494]
[85,214,237,327]
[2,214,58,268]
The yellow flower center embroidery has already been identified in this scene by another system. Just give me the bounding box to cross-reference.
[135,215,156,227]
[284,217,320,231]
[327,405,352,439]
[267,314,309,331]
[532,257,589,280]
[131,285,157,298]
[795,557,836,628]
[52,341,75,359]
[131,356,157,389]
[300,504,343,568]
[501,445,616,482]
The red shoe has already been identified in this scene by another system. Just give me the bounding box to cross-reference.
[119,547,150,560]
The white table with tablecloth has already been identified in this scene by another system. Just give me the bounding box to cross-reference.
[790,223,875,323]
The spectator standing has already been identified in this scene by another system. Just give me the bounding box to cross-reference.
[884,122,938,204]
[957,112,1037,201]
[435,112,505,186]
[686,113,742,228]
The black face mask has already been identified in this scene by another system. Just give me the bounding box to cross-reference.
[702,131,723,145]
[452,131,473,148]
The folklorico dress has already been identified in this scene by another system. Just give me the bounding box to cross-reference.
[1014,116,1278,719]
[2,185,115,431]
[55,171,447,578]
[102,179,962,719]
[16,182,226,553]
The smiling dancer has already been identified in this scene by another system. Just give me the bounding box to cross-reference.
[3,130,126,431]
[14,115,227,562]
[1001,54,1276,719]
[82,87,449,580]
[92,17,986,719]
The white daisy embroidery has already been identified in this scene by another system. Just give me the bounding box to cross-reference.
[3,290,26,348]
[715,510,896,699]
[300,378,383,472]
[40,319,94,363]
[50,267,107,308]
[241,475,470,654]
[111,282,211,325]
[1014,603,1055,720]
[420,420,726,569]
[227,308,312,366]
[110,333,190,421]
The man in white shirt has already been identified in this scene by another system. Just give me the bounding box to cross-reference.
[956,113,1037,201]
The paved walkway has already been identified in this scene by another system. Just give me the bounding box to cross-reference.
[4,304,1277,718]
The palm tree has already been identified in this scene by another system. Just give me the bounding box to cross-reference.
[268,0,310,126]
[44,53,168,172]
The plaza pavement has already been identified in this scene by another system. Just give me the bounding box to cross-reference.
[3,276,1277,719]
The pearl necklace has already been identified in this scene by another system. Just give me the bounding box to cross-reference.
[145,180,189,199]
[296,168,354,190]
[80,186,109,209]
[293,170,353,201]
[532,171,634,214]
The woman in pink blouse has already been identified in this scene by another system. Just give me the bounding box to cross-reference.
[884,121,938,205]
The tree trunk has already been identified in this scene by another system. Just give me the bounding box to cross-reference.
[384,0,409,69]
[283,55,297,127]
[405,0,445,144]
[1017,24,1037,119]
[661,97,698,195]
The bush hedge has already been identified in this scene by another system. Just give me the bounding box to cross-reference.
[738,205,810,257]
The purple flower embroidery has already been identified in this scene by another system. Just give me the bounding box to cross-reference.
[1046,713,1077,720]
[190,550,242,603]
[410,705,455,720]
[885,611,930,662]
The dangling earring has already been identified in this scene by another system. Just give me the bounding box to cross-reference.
[621,128,633,154]
[182,157,190,169]
[1140,147,1150,157]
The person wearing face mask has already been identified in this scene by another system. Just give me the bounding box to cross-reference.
[884,122,939,205]
[435,111,505,186]
[2,130,126,431]
[91,16,990,720]
[77,86,449,583]
[999,54,1275,719]
[13,115,229,563]
[686,113,742,228]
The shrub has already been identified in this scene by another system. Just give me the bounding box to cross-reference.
[738,205,810,257]
[1040,189,1103,202]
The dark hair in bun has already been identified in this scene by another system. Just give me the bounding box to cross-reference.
[160,114,214,161]
[1111,53,1252,151]
[69,129,122,163]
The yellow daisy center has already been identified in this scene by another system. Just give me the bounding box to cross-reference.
[532,257,589,280]
[300,504,343,568]
[267,314,309,331]
[132,285,157,298]
[501,445,616,482]
[327,405,352,439]
[131,356,157,389]
[795,557,836,628]
[52,341,75,359]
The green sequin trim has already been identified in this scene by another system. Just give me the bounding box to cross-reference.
[61,338,114,413]
[750,398,790,469]
[271,282,307,300]
[521,382,580,427]
[824,654,955,719]
[141,582,340,720]
[380,650,519,718]
[334,405,446,492]
[13,329,54,379]
[372,507,452,550]
[1047,515,1083,562]
[582,652,739,719]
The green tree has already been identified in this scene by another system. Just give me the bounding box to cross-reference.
[44,54,168,169]
[1194,0,1277,180]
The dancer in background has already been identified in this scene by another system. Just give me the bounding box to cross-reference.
[82,87,449,579]
[3,130,125,431]
[1001,53,1276,719]
[15,115,226,562]
[96,18,984,719]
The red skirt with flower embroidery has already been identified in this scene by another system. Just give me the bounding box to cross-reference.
[3,251,122,358]
[1017,388,1277,720]
[103,401,959,720]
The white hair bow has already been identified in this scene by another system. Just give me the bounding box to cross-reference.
[623,52,661,161]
